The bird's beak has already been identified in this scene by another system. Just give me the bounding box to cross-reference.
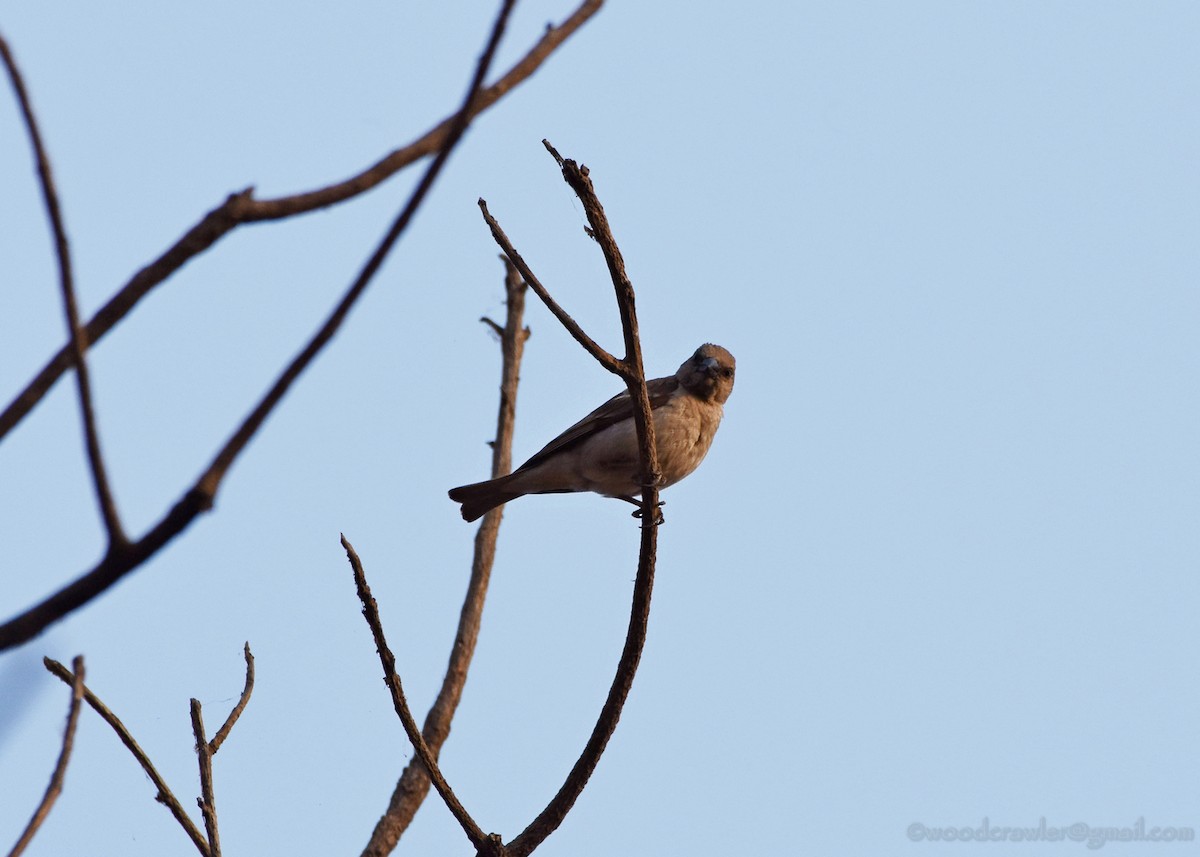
[700,357,719,375]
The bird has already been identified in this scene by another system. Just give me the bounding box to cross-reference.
[449,343,735,522]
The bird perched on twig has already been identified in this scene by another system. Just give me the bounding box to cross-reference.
[449,343,735,522]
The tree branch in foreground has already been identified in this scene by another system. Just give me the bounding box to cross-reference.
[0,35,125,545]
[0,0,603,442]
[7,656,84,857]
[0,0,528,651]
[360,257,529,857]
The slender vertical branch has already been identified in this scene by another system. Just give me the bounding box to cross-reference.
[361,257,529,857]
[342,536,489,851]
[7,656,85,857]
[189,701,221,857]
[43,658,210,856]
[507,515,657,857]
[0,34,125,545]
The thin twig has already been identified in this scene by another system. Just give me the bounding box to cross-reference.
[341,536,489,851]
[190,701,221,857]
[7,656,85,857]
[209,643,254,755]
[0,0,604,442]
[549,145,662,492]
[0,0,522,652]
[343,10,521,848]
[360,256,528,857]
[479,146,662,857]
[0,34,125,545]
[478,199,626,378]
[43,658,210,857]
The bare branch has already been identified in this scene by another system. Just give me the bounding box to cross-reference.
[189,701,221,857]
[480,146,662,857]
[480,316,506,338]
[0,34,125,544]
[0,0,521,651]
[341,536,489,851]
[0,0,604,442]
[43,658,210,857]
[208,643,255,755]
[547,145,662,492]
[478,199,625,377]
[361,258,529,857]
[7,656,85,857]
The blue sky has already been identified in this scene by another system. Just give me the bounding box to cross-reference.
[2,2,1199,855]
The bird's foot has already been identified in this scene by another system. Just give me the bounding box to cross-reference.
[631,501,665,525]
[614,494,665,524]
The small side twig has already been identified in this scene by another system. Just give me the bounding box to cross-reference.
[341,536,489,851]
[208,643,254,755]
[478,199,625,378]
[7,656,85,857]
[189,701,221,857]
[0,34,125,546]
[360,257,529,857]
[43,658,210,856]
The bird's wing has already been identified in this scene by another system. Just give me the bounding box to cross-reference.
[516,375,680,472]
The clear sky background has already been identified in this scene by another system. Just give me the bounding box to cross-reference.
[2,2,1198,855]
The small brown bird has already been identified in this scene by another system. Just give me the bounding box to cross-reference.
[449,343,735,522]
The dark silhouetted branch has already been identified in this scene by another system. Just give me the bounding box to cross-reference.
[7,656,85,857]
[0,0,522,651]
[0,34,125,545]
[44,658,210,857]
[0,0,604,442]
[360,257,529,857]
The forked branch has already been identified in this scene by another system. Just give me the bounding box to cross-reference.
[44,658,211,856]
[360,257,529,857]
[0,0,534,651]
[478,144,662,857]
[0,0,603,442]
[39,645,256,857]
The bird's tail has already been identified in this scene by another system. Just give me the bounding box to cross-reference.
[448,474,524,522]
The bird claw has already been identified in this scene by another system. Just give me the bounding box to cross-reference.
[631,500,665,525]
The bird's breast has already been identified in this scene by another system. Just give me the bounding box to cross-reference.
[653,393,724,488]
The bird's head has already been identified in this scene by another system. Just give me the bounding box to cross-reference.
[676,343,735,404]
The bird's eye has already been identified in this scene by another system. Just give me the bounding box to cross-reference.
[721,368,733,378]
